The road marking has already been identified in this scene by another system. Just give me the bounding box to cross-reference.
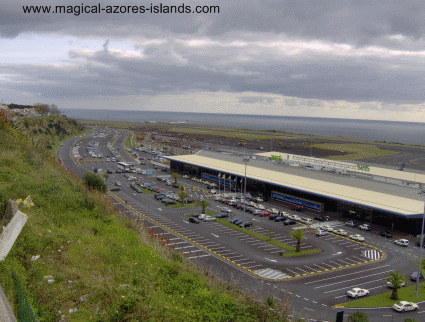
[182,220,189,224]
[211,233,219,238]
[317,272,393,290]
[244,264,263,269]
[305,266,391,285]
[187,254,211,259]
[265,258,277,262]
[332,252,342,255]
[157,208,162,211]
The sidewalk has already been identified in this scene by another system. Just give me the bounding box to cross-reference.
[0,285,17,322]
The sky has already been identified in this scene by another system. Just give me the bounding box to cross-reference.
[1,1,425,122]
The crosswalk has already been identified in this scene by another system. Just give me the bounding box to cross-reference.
[253,268,289,280]
[362,249,381,260]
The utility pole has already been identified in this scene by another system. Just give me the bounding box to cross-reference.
[415,203,425,297]
[243,157,250,229]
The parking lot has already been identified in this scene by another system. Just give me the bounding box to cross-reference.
[63,130,423,314]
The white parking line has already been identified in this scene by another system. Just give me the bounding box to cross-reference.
[237,261,255,265]
[174,245,196,250]
[293,267,310,274]
[187,254,211,259]
[244,264,263,269]
[317,271,393,290]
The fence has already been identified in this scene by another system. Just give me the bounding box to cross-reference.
[12,272,38,322]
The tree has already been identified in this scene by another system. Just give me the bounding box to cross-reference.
[171,173,180,184]
[83,173,106,193]
[50,104,60,115]
[34,103,50,115]
[404,318,418,322]
[290,229,304,252]
[385,271,406,300]
[199,199,209,213]
[348,311,369,322]
[179,190,187,203]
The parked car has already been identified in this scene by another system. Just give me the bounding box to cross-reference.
[239,221,253,228]
[284,220,296,226]
[256,204,265,210]
[172,184,179,188]
[189,217,200,224]
[359,224,371,231]
[110,187,120,192]
[321,225,334,232]
[230,218,242,224]
[349,234,365,242]
[267,208,279,214]
[164,199,176,205]
[393,301,418,312]
[410,271,423,281]
[334,229,348,236]
[316,230,328,236]
[345,221,356,227]
[233,219,244,225]
[222,207,232,213]
[387,281,406,288]
[380,231,392,238]
[290,205,304,211]
[394,239,409,247]
[215,213,229,218]
[204,216,216,222]
[346,288,369,298]
[155,194,165,200]
[275,216,287,222]
[314,215,326,222]
[246,207,254,213]
[253,209,263,215]
[259,212,271,217]
[269,214,279,220]
[115,181,121,186]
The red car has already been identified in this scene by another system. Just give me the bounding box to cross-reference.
[236,204,243,209]
[259,212,271,217]
[290,205,304,211]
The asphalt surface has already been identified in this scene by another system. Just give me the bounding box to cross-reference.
[57,128,425,322]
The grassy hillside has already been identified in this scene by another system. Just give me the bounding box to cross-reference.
[0,125,292,321]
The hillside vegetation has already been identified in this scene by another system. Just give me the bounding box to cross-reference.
[0,121,292,321]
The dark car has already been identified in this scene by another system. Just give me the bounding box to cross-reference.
[275,216,287,222]
[239,221,253,228]
[233,219,244,225]
[269,214,279,220]
[110,187,120,192]
[161,168,168,172]
[116,169,122,174]
[246,207,254,213]
[411,271,423,281]
[189,217,200,224]
[155,194,165,200]
[314,215,326,222]
[216,213,229,218]
[380,231,392,238]
[164,199,176,205]
[284,220,296,225]
[107,170,113,174]
[230,218,242,224]
[135,188,143,193]
[172,184,179,188]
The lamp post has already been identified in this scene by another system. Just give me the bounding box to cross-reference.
[243,157,250,229]
[415,203,425,297]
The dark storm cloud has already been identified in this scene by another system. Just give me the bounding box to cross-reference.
[2,0,425,44]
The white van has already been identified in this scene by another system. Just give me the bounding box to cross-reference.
[228,200,237,206]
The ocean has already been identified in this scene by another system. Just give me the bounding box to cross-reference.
[61,109,425,146]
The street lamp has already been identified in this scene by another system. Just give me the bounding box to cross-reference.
[415,203,425,297]
[243,157,250,229]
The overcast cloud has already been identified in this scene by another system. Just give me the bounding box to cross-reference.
[1,0,425,121]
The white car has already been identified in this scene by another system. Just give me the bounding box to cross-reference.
[267,208,279,215]
[394,239,409,247]
[254,197,264,203]
[393,301,418,312]
[387,281,406,288]
[322,225,334,232]
[209,189,217,194]
[203,215,216,222]
[215,196,221,201]
[280,211,290,218]
[334,229,348,236]
[256,204,265,210]
[349,234,365,242]
[198,214,207,220]
[346,288,369,298]
[222,207,232,213]
[359,224,371,231]
[316,230,328,236]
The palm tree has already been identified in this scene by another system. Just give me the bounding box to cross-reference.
[385,271,406,300]
[290,229,304,252]
[199,199,210,213]
[171,173,180,184]
[179,190,187,204]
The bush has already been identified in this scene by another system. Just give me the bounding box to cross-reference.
[348,311,369,322]
[83,173,106,193]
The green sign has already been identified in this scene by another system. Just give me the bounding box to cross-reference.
[357,164,370,171]
[271,155,282,161]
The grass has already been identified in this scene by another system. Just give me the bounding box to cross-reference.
[214,218,320,256]
[166,202,200,208]
[312,143,397,161]
[342,283,425,308]
[0,127,293,322]
[139,187,154,193]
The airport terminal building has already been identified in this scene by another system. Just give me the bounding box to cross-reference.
[165,150,425,235]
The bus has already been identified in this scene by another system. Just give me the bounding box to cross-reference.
[117,162,135,173]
